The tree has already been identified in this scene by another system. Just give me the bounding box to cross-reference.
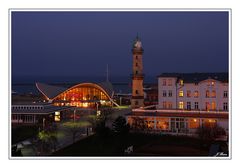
[37,129,59,154]
[112,116,129,135]
[196,124,226,141]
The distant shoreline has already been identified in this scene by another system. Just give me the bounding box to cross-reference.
[12,82,157,86]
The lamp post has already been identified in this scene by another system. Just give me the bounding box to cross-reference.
[42,117,45,130]
[74,108,76,123]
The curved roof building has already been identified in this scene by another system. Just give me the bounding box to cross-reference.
[36,82,118,108]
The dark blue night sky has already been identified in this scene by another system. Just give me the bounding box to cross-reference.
[11,11,229,83]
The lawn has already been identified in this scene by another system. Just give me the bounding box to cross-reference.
[52,132,210,157]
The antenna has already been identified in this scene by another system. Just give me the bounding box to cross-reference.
[106,64,109,82]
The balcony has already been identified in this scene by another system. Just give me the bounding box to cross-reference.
[131,73,145,79]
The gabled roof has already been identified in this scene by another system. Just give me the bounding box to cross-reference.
[158,73,228,83]
[36,83,67,99]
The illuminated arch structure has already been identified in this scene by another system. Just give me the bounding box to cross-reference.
[36,82,119,108]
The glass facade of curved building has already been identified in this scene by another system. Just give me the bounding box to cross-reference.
[53,85,112,108]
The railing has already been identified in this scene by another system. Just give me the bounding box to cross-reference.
[132,107,228,114]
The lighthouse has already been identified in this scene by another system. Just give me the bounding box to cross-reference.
[131,35,144,108]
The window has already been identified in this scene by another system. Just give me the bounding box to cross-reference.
[208,80,215,86]
[194,102,199,110]
[179,79,184,86]
[179,102,184,109]
[168,90,172,97]
[135,90,138,94]
[168,79,172,86]
[136,55,138,59]
[136,62,138,67]
[206,90,210,98]
[206,102,210,111]
[162,90,167,97]
[162,79,167,86]
[136,71,138,74]
[163,101,167,108]
[189,118,199,129]
[223,102,228,111]
[187,102,191,110]
[223,91,228,98]
[179,90,183,97]
[167,102,173,109]
[212,90,216,98]
[211,102,216,110]
[55,111,61,122]
[187,90,191,97]
[194,91,199,98]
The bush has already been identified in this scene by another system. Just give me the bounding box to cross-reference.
[196,124,226,141]
[112,116,129,135]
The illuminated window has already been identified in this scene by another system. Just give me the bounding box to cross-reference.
[167,102,173,109]
[208,80,215,86]
[179,102,184,109]
[187,90,191,97]
[212,90,216,98]
[163,101,167,108]
[179,90,183,97]
[211,102,216,110]
[194,102,199,110]
[223,91,228,98]
[206,102,210,111]
[179,79,184,86]
[203,119,216,128]
[189,118,199,129]
[168,79,172,86]
[156,118,169,130]
[54,111,60,122]
[194,91,199,98]
[162,79,166,86]
[162,90,167,97]
[206,90,210,98]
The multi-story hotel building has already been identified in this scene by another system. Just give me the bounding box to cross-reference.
[158,73,228,111]
[127,72,229,135]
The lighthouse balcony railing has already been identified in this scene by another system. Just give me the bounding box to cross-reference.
[130,73,145,78]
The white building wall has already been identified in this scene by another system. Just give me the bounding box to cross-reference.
[158,77,177,109]
[158,77,229,112]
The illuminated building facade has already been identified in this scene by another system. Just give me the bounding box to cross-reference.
[158,73,228,111]
[36,82,118,108]
[127,73,229,135]
[131,35,144,108]
[11,103,74,126]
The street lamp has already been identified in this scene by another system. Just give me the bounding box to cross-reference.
[42,117,45,130]
[74,108,76,123]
